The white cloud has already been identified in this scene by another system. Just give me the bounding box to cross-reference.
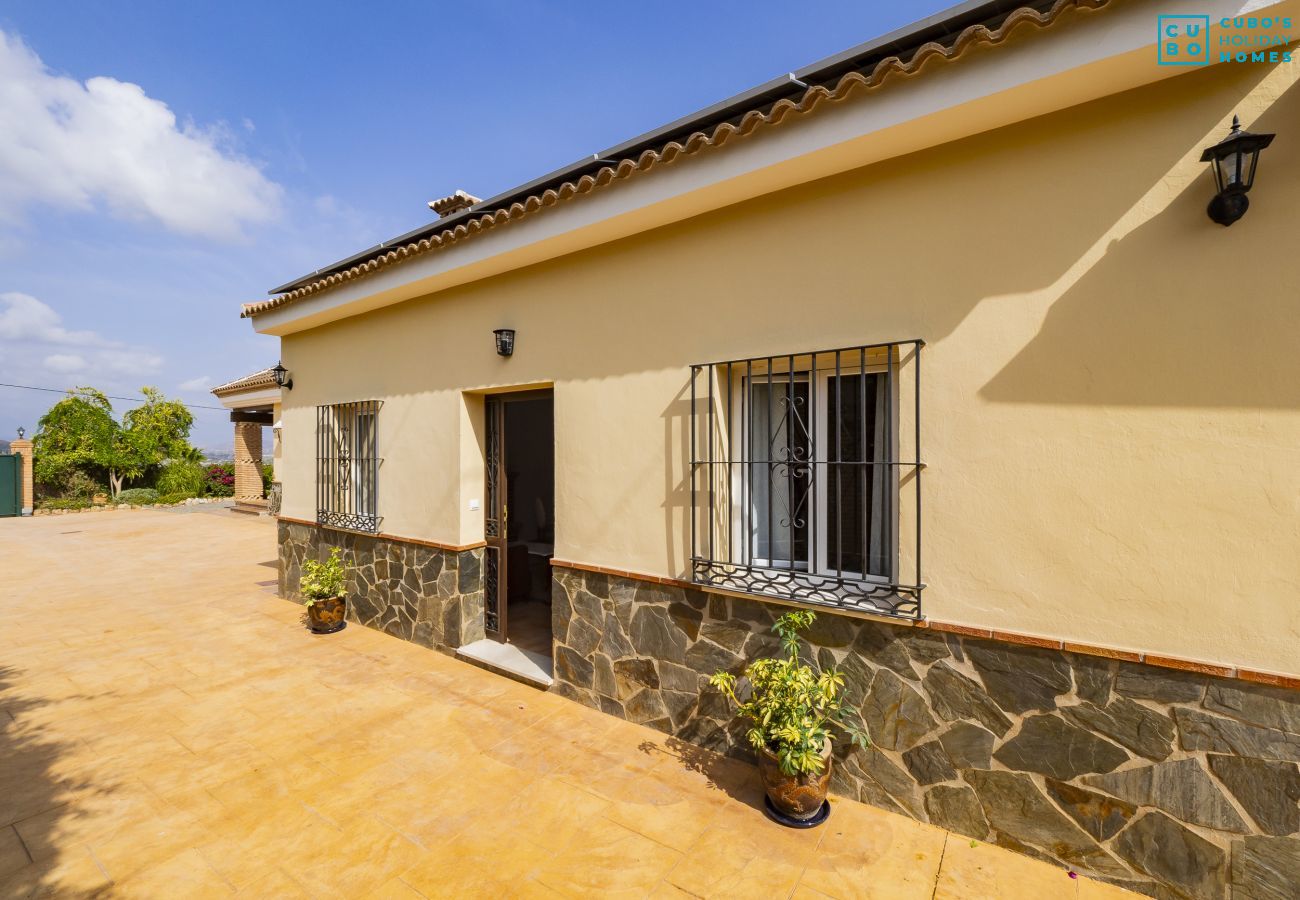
[99,349,163,376]
[179,375,213,391]
[0,30,282,240]
[1,292,164,383]
[0,291,104,345]
[43,353,86,373]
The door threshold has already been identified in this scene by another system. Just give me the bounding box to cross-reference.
[457,639,553,689]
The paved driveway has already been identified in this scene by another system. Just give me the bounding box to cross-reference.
[0,510,1130,898]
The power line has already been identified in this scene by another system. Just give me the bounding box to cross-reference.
[0,381,228,412]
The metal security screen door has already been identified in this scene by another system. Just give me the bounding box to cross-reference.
[484,397,506,639]
[690,340,924,619]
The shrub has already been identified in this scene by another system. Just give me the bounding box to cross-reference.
[116,487,160,505]
[300,548,347,604]
[204,463,235,497]
[261,463,275,495]
[37,498,91,510]
[710,611,870,775]
[156,491,194,505]
[156,460,207,497]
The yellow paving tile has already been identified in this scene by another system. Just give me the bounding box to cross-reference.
[534,819,683,898]
[0,845,113,897]
[234,866,314,897]
[0,825,31,879]
[797,800,947,899]
[397,826,553,896]
[288,815,427,898]
[1078,875,1147,899]
[934,837,1080,900]
[362,875,427,898]
[488,775,613,853]
[111,846,237,897]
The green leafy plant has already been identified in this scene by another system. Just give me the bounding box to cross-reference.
[156,460,207,496]
[710,610,870,776]
[37,498,92,510]
[156,491,195,505]
[300,548,347,606]
[58,470,104,501]
[116,487,160,505]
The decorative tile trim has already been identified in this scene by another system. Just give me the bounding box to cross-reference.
[549,558,1298,684]
[277,515,486,553]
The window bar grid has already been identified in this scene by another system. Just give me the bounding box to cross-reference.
[689,340,924,620]
[316,399,381,533]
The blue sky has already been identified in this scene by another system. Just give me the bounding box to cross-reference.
[0,0,950,449]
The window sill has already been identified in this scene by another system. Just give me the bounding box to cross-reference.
[690,558,921,620]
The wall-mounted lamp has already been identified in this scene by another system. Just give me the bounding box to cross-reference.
[16,427,24,439]
[271,361,293,390]
[1200,115,1275,226]
[493,328,516,358]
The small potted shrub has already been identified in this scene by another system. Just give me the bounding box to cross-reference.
[710,610,869,827]
[301,548,348,634]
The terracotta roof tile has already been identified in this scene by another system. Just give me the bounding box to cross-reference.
[243,0,1108,320]
[211,367,278,397]
[428,190,481,218]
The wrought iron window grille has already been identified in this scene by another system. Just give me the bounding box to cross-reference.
[316,400,383,533]
[689,340,924,620]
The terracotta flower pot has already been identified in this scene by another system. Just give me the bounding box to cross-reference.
[757,739,832,822]
[306,596,347,634]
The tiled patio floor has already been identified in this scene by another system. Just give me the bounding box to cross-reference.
[0,510,1134,898]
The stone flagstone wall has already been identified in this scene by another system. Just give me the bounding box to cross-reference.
[278,520,484,652]
[551,566,1300,900]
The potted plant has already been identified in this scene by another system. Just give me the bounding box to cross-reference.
[301,548,348,634]
[710,610,869,827]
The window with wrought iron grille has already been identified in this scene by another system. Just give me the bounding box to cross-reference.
[689,340,924,619]
[316,400,381,532]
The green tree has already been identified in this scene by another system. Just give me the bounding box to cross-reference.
[32,388,117,492]
[33,386,197,498]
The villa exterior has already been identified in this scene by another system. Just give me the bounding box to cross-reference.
[240,1,1300,896]
[211,368,283,514]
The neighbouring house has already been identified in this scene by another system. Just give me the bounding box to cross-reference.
[239,1,1300,896]
[211,368,282,514]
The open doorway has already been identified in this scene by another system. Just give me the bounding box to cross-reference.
[483,390,554,667]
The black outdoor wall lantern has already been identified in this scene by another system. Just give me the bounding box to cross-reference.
[494,328,515,358]
[1200,115,1275,226]
[271,361,293,390]
[16,427,24,439]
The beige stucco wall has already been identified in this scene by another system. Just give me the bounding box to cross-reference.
[278,60,1300,674]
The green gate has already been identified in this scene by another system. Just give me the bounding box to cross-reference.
[0,454,19,517]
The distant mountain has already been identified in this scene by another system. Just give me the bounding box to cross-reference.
[0,440,9,454]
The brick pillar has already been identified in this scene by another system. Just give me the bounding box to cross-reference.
[10,437,33,515]
[232,422,264,501]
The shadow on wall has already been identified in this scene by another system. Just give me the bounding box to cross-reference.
[982,70,1300,408]
[0,665,108,893]
[279,60,1294,416]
